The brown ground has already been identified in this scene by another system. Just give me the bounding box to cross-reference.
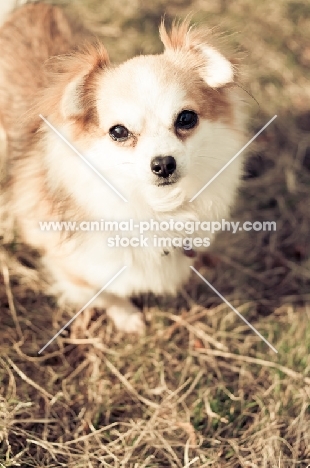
[1,0,310,467]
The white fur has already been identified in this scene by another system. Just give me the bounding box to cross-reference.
[198,46,234,88]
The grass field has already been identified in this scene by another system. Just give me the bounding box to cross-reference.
[0,0,310,466]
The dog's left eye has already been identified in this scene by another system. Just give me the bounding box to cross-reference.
[109,125,129,142]
[175,110,198,130]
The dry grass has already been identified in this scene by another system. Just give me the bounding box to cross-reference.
[1,0,310,466]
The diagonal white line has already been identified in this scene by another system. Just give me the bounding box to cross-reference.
[190,115,277,202]
[39,114,128,203]
[38,266,127,354]
[190,266,278,353]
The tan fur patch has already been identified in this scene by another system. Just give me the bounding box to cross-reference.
[158,19,235,126]
[40,42,110,131]
[159,18,194,51]
[0,3,105,248]
[153,54,234,130]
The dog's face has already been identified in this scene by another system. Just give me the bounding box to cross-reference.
[96,57,197,189]
[43,21,245,215]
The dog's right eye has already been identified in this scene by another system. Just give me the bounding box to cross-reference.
[109,125,129,142]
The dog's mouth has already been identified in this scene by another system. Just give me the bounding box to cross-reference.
[155,174,180,187]
[146,175,185,211]
[157,179,177,187]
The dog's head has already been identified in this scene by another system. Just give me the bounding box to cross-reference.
[42,20,246,216]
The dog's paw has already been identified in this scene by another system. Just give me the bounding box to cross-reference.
[106,304,146,335]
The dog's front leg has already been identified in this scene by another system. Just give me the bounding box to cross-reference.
[42,254,146,334]
[103,293,146,335]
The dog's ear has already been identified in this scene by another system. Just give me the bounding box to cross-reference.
[44,42,110,121]
[61,74,87,119]
[159,19,234,88]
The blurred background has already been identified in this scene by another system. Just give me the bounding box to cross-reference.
[1,0,310,467]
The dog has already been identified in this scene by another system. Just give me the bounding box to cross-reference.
[0,1,247,334]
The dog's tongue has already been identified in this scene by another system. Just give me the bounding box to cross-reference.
[183,248,196,258]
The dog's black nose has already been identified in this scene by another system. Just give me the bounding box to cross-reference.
[151,156,176,178]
